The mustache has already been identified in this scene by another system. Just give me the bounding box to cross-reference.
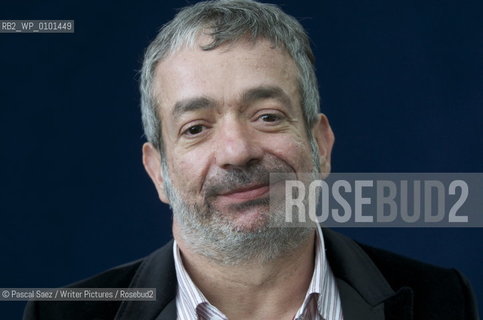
[203,160,294,199]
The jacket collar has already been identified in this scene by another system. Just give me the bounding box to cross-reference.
[116,229,414,320]
[115,241,177,320]
[322,228,413,320]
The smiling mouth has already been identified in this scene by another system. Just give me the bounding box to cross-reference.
[218,184,270,201]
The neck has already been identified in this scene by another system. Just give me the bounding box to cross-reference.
[174,223,316,320]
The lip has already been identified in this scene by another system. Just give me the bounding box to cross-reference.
[218,184,270,201]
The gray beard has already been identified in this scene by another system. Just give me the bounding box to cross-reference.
[162,138,321,265]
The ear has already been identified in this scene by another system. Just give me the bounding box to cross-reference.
[311,113,335,177]
[142,142,170,204]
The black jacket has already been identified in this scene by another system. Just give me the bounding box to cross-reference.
[24,229,479,320]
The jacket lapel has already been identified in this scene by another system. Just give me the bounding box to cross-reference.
[323,228,413,320]
[155,299,177,320]
[115,241,177,320]
[382,287,414,320]
[336,278,385,320]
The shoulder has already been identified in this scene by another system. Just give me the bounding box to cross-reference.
[23,242,174,320]
[321,228,478,319]
[358,243,479,319]
[69,258,144,289]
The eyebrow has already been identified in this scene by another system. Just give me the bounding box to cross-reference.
[172,96,217,119]
[171,85,293,118]
[240,86,293,111]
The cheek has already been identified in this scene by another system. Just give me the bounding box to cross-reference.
[169,151,207,193]
[265,133,314,171]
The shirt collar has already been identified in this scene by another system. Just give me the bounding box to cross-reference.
[173,242,226,319]
[300,224,343,319]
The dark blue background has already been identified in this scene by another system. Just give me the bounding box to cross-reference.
[1,0,481,318]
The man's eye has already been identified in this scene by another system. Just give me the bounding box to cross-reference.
[259,113,280,122]
[184,125,204,136]
[259,113,282,122]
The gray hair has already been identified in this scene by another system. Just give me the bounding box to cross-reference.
[140,0,320,154]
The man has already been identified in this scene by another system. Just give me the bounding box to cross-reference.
[24,0,478,319]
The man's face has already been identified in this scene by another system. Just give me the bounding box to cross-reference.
[143,38,333,262]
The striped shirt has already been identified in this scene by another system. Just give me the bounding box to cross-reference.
[173,225,344,320]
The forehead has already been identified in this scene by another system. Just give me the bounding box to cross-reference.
[152,38,300,116]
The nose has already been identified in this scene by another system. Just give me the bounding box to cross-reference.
[214,118,263,169]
